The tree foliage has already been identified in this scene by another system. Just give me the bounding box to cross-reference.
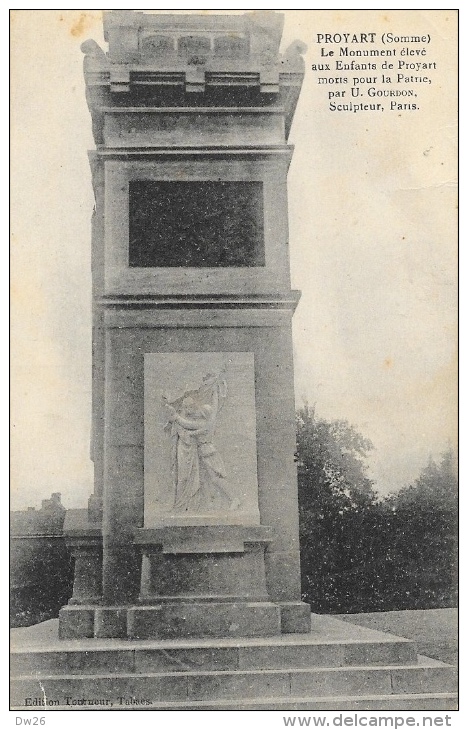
[385,449,457,511]
[296,404,376,511]
[297,405,458,613]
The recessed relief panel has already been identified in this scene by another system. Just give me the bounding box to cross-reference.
[144,352,260,526]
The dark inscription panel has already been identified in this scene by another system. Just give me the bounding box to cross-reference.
[129,181,265,267]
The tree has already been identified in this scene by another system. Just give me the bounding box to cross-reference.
[386,448,457,511]
[296,405,381,612]
[296,404,458,613]
[296,404,376,512]
[380,448,458,609]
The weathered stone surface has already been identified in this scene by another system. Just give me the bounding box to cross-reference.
[64,511,102,606]
[135,526,272,606]
[134,647,239,673]
[279,602,312,633]
[343,640,417,667]
[186,670,291,701]
[11,616,457,711]
[11,648,134,675]
[127,602,281,640]
[290,667,393,698]
[104,111,285,149]
[94,608,128,639]
[58,607,94,639]
[391,663,458,694]
[238,642,346,670]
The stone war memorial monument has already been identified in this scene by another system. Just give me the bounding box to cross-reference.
[11,10,457,711]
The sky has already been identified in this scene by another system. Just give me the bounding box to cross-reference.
[10,9,457,510]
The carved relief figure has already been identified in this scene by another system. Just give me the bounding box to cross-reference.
[163,369,241,513]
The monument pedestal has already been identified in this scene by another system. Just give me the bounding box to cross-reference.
[135,525,273,601]
[128,603,280,640]
[60,519,310,639]
[130,524,279,639]
[59,509,103,639]
[63,511,102,605]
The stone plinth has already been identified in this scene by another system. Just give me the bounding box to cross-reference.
[59,510,103,639]
[126,524,279,639]
[63,510,102,606]
[136,525,272,599]
[128,602,281,640]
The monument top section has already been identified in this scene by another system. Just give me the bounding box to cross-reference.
[103,10,286,64]
[82,9,307,298]
[82,10,306,136]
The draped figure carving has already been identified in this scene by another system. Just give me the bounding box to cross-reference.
[163,368,240,513]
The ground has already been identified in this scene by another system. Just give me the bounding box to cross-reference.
[336,608,458,665]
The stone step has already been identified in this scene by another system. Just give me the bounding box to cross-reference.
[10,692,458,712]
[11,617,419,674]
[11,618,457,712]
[10,657,456,708]
[11,637,417,675]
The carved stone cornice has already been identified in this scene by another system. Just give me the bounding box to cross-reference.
[81,11,306,144]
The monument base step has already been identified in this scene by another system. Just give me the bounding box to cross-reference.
[10,693,458,712]
[59,600,311,639]
[127,602,281,640]
[10,615,457,711]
